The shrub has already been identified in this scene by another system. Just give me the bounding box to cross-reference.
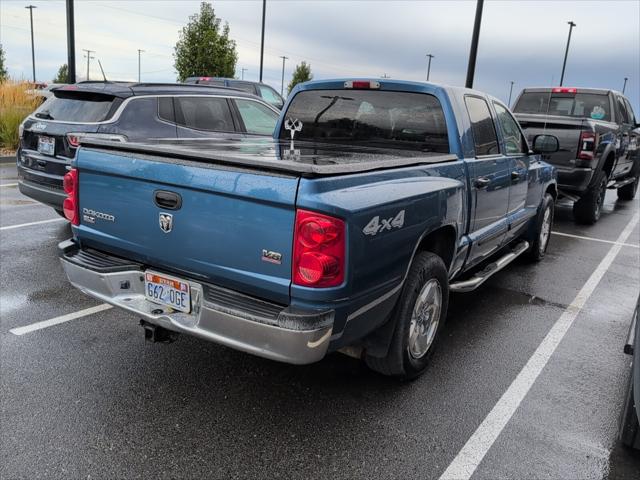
[0,80,41,151]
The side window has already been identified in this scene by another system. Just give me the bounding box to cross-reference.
[235,99,278,135]
[258,85,284,108]
[493,102,527,154]
[616,96,630,124]
[174,97,235,132]
[158,97,174,123]
[465,96,500,156]
[623,98,636,125]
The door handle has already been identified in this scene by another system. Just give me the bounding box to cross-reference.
[511,171,521,181]
[154,190,182,210]
[475,177,491,189]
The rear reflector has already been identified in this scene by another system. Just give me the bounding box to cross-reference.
[552,87,577,94]
[344,80,380,89]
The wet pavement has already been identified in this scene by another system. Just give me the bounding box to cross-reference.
[1,160,639,479]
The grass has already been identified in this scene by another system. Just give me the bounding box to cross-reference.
[0,80,41,151]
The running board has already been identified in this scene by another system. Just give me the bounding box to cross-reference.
[608,177,636,189]
[449,241,530,293]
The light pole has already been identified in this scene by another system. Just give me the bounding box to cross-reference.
[279,55,288,96]
[241,68,248,80]
[65,0,76,83]
[137,49,144,82]
[507,80,515,106]
[259,0,266,82]
[25,5,37,82]
[426,54,434,81]
[622,77,628,94]
[465,0,484,88]
[82,49,95,81]
[559,21,576,86]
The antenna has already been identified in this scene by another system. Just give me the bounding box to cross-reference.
[97,59,107,82]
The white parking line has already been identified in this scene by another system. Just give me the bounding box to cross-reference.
[9,304,112,336]
[0,183,18,187]
[439,212,639,480]
[0,218,66,231]
[552,230,639,249]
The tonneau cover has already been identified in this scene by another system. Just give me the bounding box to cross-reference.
[79,137,458,177]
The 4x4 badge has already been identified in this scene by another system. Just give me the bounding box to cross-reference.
[159,213,173,233]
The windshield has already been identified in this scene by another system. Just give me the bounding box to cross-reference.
[34,91,117,122]
[280,89,449,153]
[513,92,611,121]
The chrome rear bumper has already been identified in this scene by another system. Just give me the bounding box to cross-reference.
[59,240,333,364]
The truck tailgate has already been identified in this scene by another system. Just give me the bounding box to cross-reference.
[74,147,298,305]
[515,113,587,165]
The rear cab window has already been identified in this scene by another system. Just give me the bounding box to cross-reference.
[513,91,612,122]
[464,96,500,156]
[279,89,449,153]
[228,81,258,95]
[34,90,119,122]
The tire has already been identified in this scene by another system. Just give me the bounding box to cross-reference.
[54,208,67,219]
[365,252,449,380]
[619,362,640,449]
[525,192,554,262]
[573,171,607,225]
[617,174,639,201]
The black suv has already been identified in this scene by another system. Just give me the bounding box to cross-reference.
[17,81,280,215]
[184,77,285,109]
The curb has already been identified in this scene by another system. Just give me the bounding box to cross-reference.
[0,155,16,165]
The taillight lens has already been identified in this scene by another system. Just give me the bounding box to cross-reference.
[577,131,597,163]
[67,134,81,148]
[63,169,79,225]
[293,209,345,287]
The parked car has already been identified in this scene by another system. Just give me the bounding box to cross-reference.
[513,87,640,224]
[184,76,285,110]
[17,81,279,216]
[619,293,640,449]
[58,79,558,379]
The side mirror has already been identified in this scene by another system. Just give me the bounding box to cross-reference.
[532,134,559,154]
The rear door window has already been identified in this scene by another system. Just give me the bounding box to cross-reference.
[279,89,449,152]
[623,98,637,125]
[174,96,235,132]
[34,91,116,122]
[493,102,527,154]
[465,96,500,156]
[513,91,612,121]
[158,97,175,123]
[235,99,278,135]
[616,96,630,124]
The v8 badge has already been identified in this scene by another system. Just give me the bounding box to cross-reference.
[363,210,405,236]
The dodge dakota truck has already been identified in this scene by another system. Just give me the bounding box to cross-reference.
[59,79,558,379]
[513,87,640,224]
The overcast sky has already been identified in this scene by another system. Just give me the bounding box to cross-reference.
[1,0,639,110]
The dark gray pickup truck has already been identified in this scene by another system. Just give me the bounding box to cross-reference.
[513,87,639,224]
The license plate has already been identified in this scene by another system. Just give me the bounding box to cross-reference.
[144,271,191,313]
[37,136,55,156]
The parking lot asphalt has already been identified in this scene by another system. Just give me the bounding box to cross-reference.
[1,161,639,479]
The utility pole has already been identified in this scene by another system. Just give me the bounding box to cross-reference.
[622,77,628,94]
[137,49,144,82]
[426,54,434,81]
[507,80,515,106]
[559,21,576,86]
[465,0,484,89]
[65,0,76,83]
[241,68,248,80]
[25,5,37,82]
[259,0,266,82]
[279,55,288,96]
[82,49,95,81]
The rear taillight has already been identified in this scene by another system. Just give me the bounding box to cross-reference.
[577,131,597,164]
[63,169,79,225]
[293,209,345,288]
[67,134,81,148]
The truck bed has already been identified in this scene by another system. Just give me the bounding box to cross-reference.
[81,137,458,177]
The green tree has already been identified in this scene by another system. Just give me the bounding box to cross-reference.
[173,2,238,82]
[287,61,313,94]
[53,64,68,83]
[0,44,8,82]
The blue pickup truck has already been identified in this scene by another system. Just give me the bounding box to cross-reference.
[59,79,558,379]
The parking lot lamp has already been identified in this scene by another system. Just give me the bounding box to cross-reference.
[279,56,288,96]
[259,0,266,82]
[465,0,484,89]
[426,53,434,81]
[622,77,628,94]
[137,49,144,82]
[241,68,248,80]
[65,0,76,83]
[25,5,37,82]
[508,80,514,106]
[559,21,576,86]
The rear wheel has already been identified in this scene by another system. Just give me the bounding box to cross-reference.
[365,252,449,380]
[525,192,554,262]
[573,171,607,225]
[617,174,639,201]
